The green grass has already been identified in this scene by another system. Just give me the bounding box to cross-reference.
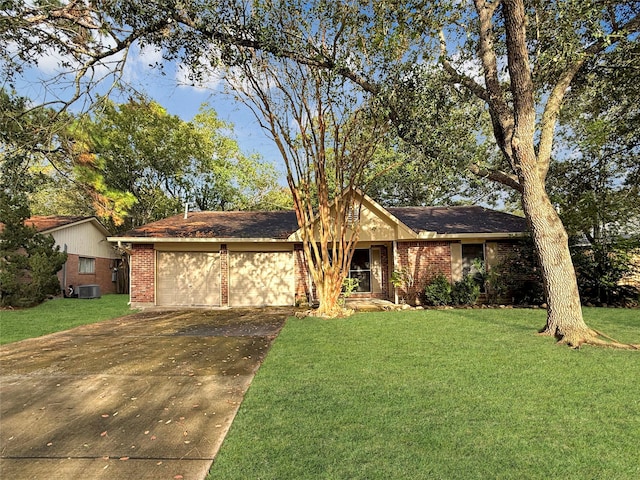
[208,308,640,480]
[0,294,134,344]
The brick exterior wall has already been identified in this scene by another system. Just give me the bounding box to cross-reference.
[58,254,118,295]
[490,240,538,303]
[396,241,452,303]
[130,244,155,305]
[220,244,229,306]
[496,241,518,264]
[380,245,389,299]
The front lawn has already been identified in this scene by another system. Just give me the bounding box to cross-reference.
[208,307,640,479]
[0,294,134,344]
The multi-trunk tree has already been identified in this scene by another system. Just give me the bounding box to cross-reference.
[225,51,387,315]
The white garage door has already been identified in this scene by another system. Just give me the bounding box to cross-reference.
[229,251,295,307]
[157,251,221,306]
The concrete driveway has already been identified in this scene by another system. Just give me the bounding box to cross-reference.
[0,308,293,479]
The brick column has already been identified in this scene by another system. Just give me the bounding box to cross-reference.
[220,244,229,306]
[130,244,155,306]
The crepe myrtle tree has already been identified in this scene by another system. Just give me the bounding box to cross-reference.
[224,51,387,316]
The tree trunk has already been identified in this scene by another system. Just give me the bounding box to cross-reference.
[501,0,598,347]
[314,274,345,316]
[519,164,596,346]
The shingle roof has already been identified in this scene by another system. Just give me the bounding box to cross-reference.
[388,206,528,235]
[118,211,299,239]
[0,216,99,235]
[114,206,527,240]
[26,216,91,233]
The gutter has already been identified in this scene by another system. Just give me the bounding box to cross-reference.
[107,237,298,244]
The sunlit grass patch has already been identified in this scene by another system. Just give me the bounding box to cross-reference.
[208,308,640,480]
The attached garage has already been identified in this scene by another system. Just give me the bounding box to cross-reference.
[229,250,295,307]
[156,251,221,306]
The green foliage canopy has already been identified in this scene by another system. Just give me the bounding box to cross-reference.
[0,94,67,306]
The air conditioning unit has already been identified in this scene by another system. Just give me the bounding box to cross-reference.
[78,285,101,299]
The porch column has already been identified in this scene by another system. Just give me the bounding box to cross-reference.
[392,240,398,304]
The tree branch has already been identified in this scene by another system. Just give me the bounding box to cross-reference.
[537,12,640,181]
[472,0,516,167]
[469,164,523,192]
[438,31,490,103]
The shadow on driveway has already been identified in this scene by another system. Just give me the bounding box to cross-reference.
[0,308,293,479]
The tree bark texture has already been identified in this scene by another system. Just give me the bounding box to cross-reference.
[518,159,594,345]
[502,0,594,345]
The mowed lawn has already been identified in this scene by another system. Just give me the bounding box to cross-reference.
[0,294,133,344]
[208,308,640,480]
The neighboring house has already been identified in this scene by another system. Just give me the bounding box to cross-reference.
[26,216,121,296]
[109,193,529,309]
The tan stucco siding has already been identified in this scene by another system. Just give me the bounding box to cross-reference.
[357,206,402,242]
[288,193,417,242]
[450,243,463,282]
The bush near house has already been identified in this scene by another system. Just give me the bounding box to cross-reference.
[572,243,640,307]
[451,274,481,306]
[0,224,67,308]
[423,273,481,307]
[423,273,452,306]
[485,237,640,307]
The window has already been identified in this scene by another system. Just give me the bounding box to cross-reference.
[79,257,95,274]
[348,249,371,292]
[462,244,484,290]
[461,244,484,276]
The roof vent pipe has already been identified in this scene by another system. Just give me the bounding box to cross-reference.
[184,202,189,220]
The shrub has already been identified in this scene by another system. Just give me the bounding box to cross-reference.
[572,242,640,306]
[487,238,545,305]
[423,273,452,306]
[451,275,481,306]
[338,277,360,307]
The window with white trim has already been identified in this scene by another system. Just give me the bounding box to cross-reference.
[79,257,96,274]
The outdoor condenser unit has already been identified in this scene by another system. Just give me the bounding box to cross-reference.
[77,285,101,299]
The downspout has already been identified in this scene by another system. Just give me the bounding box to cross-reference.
[117,240,133,306]
[62,244,68,294]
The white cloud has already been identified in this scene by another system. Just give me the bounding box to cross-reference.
[175,62,225,91]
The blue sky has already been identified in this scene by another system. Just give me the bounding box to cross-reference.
[14,43,284,171]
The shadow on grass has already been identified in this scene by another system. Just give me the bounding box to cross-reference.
[440,307,545,333]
